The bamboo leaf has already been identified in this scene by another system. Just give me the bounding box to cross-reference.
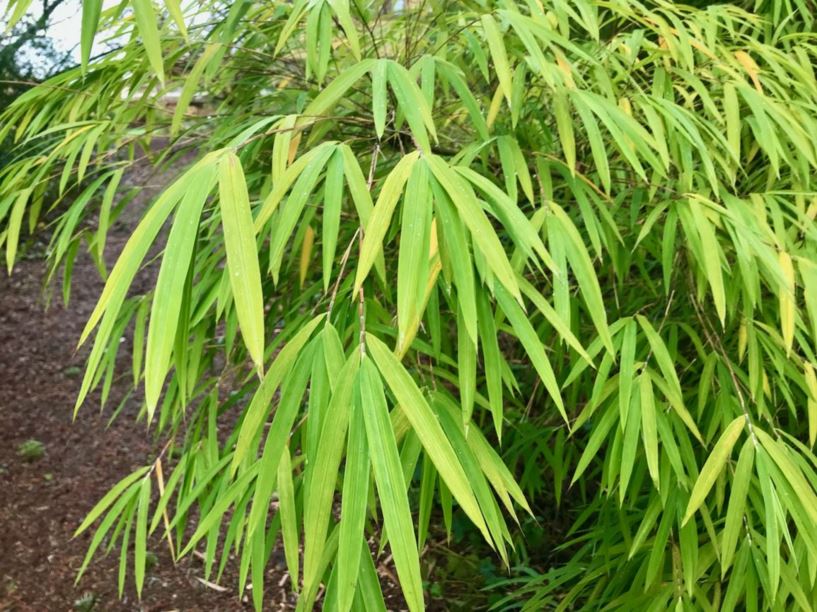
[80,0,103,70]
[721,439,754,577]
[481,15,512,108]
[354,152,419,291]
[682,416,745,525]
[219,152,265,374]
[132,0,165,83]
[367,335,492,543]
[358,357,423,612]
[778,250,795,355]
[337,379,370,612]
[397,159,431,351]
[145,162,216,416]
[277,445,299,592]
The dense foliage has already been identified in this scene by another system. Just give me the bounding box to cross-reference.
[2,0,817,609]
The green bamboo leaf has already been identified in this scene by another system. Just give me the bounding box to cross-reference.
[337,368,371,612]
[549,203,613,354]
[387,61,436,153]
[5,188,29,273]
[322,149,345,291]
[553,93,576,174]
[219,152,265,374]
[687,199,726,325]
[80,0,102,70]
[180,465,260,556]
[145,162,216,416]
[268,143,334,282]
[682,416,745,525]
[397,159,431,351]
[371,60,388,140]
[799,259,817,350]
[619,387,641,504]
[232,314,325,472]
[134,476,151,597]
[132,0,165,83]
[636,316,683,410]
[358,357,423,612]
[618,319,637,427]
[76,485,140,582]
[367,335,491,543]
[302,59,376,119]
[74,466,152,537]
[164,0,188,39]
[481,14,512,107]
[457,306,477,426]
[257,142,336,230]
[327,0,360,59]
[756,429,817,526]
[721,439,754,577]
[476,291,503,439]
[171,44,218,136]
[494,283,566,423]
[354,152,419,291]
[427,155,521,303]
[277,445,299,592]
[431,179,477,344]
[302,352,360,605]
[4,0,35,33]
[640,373,659,488]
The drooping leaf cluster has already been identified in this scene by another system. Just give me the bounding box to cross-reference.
[2,0,817,609]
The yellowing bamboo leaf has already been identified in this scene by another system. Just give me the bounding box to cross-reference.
[299,225,315,288]
[734,51,763,92]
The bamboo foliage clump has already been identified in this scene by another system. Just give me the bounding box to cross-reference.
[2,0,817,609]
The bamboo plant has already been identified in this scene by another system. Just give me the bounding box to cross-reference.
[2,0,817,609]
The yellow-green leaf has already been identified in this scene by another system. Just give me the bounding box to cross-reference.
[219,152,265,374]
[682,416,744,525]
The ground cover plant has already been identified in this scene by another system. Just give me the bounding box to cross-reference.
[2,0,817,609]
